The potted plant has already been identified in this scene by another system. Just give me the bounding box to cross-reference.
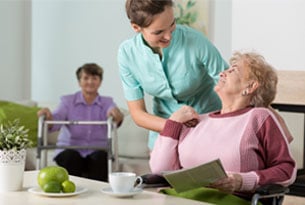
[0,119,32,191]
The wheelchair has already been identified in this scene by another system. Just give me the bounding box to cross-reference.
[36,115,119,179]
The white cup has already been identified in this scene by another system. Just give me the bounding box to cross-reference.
[109,172,143,193]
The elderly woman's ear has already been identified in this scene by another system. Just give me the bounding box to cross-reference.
[246,81,259,95]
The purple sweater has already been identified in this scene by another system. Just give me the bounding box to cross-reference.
[150,107,296,195]
[50,91,116,157]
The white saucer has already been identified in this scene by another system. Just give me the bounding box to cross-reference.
[28,186,88,197]
[101,187,143,198]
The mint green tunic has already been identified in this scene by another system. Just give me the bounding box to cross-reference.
[118,24,228,149]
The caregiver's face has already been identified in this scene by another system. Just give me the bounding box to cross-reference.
[134,6,176,50]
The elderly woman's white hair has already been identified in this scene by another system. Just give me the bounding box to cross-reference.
[230,51,278,107]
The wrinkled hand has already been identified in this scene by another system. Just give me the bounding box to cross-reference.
[170,106,199,125]
[108,107,124,127]
[37,108,53,121]
[208,173,242,194]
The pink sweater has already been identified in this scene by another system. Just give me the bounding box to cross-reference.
[150,107,296,193]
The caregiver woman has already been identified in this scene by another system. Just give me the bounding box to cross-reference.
[118,0,228,149]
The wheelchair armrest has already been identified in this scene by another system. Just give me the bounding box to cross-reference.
[255,184,289,195]
[252,184,289,205]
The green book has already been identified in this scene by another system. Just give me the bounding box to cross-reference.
[163,159,227,193]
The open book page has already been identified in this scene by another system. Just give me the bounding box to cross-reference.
[163,159,227,193]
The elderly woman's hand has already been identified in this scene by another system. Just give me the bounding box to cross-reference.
[170,105,199,126]
[37,108,53,121]
[37,108,54,129]
[208,173,243,194]
[108,107,124,127]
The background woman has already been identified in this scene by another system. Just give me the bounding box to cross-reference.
[38,63,123,181]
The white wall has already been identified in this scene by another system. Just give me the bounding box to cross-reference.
[210,0,232,61]
[231,0,305,70]
[0,0,31,101]
[31,0,134,108]
[0,0,305,108]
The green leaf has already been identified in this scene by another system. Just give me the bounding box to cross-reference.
[186,0,196,9]
[0,119,32,150]
[175,0,198,26]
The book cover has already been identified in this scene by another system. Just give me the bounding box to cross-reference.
[163,159,227,193]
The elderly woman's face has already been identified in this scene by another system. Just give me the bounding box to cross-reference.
[215,59,250,96]
[78,71,101,94]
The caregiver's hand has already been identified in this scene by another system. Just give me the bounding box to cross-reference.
[169,106,199,126]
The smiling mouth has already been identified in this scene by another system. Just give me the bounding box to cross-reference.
[219,77,226,83]
[160,39,170,44]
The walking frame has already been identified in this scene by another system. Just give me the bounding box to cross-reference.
[36,115,119,176]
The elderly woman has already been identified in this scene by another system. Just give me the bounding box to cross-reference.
[38,63,123,181]
[150,51,296,201]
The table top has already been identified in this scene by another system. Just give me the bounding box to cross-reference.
[0,171,209,205]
